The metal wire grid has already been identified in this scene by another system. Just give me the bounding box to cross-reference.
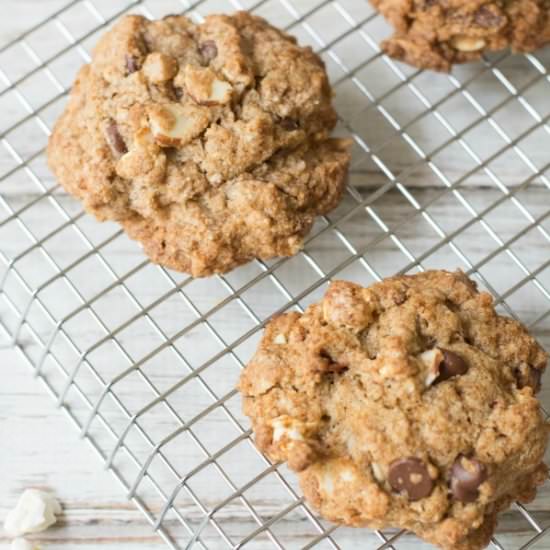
[0,0,550,548]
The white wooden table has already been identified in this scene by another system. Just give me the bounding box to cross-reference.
[0,5,161,548]
[1,347,165,549]
[1,3,168,546]
[2,1,550,549]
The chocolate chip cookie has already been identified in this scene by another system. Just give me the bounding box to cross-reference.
[371,0,550,71]
[239,270,549,549]
[47,13,350,276]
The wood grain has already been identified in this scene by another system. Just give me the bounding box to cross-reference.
[0,348,166,549]
[1,1,550,549]
[3,350,550,549]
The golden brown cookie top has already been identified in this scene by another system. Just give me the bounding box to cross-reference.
[47,13,350,276]
[239,270,549,549]
[371,0,550,71]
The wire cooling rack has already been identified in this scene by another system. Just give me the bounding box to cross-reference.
[1,0,550,548]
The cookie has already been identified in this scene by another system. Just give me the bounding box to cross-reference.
[47,13,350,277]
[239,270,549,549]
[371,0,550,71]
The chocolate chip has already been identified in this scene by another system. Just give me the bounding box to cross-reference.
[125,54,140,74]
[280,117,299,131]
[436,349,469,383]
[199,40,218,63]
[474,6,505,28]
[388,457,434,501]
[105,122,127,155]
[450,455,487,502]
[174,86,184,100]
[517,366,543,393]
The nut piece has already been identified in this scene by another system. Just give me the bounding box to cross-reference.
[148,103,210,147]
[142,52,178,83]
[184,65,232,106]
[450,35,487,52]
[420,348,444,386]
[371,462,385,483]
[420,348,469,386]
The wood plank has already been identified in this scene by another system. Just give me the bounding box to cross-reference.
[1,2,550,549]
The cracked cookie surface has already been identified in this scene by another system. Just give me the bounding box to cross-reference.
[371,0,550,71]
[239,270,549,549]
[47,12,350,276]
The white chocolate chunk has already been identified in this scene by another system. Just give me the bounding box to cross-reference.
[319,472,335,495]
[451,35,486,52]
[4,489,61,537]
[273,333,287,345]
[340,469,356,482]
[271,415,305,442]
